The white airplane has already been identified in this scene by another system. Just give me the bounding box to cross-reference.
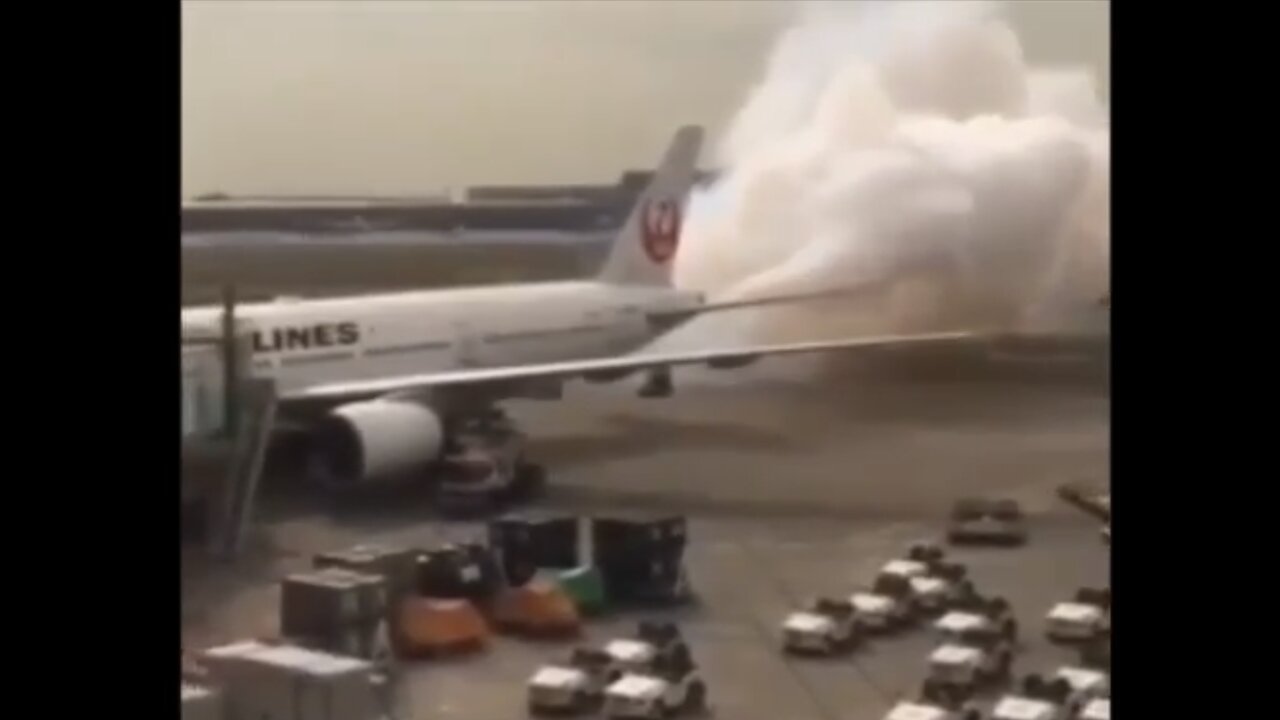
[181,126,982,488]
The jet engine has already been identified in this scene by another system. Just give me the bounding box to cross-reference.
[311,400,445,486]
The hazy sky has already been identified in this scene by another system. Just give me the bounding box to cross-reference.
[182,0,1108,196]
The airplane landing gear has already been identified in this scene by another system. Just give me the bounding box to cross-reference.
[434,409,547,517]
[637,368,674,398]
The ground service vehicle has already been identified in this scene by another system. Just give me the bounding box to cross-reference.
[434,416,545,516]
[530,630,689,715]
[852,573,919,631]
[989,696,1066,720]
[947,498,1028,546]
[636,622,690,659]
[527,666,599,716]
[602,675,672,719]
[944,592,1019,641]
[394,598,489,657]
[925,622,1015,697]
[906,541,947,564]
[883,702,981,720]
[603,660,706,719]
[934,611,988,642]
[990,675,1075,720]
[781,597,862,655]
[491,580,581,637]
[885,680,985,720]
[527,647,615,715]
[1078,698,1109,720]
[880,558,971,614]
[904,542,969,584]
[1052,666,1109,711]
[1045,588,1110,643]
[603,622,692,674]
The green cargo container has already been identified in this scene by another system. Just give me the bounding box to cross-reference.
[553,565,607,615]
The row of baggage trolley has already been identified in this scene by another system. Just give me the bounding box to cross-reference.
[526,621,710,719]
[775,538,1110,720]
[273,511,692,655]
[182,512,698,720]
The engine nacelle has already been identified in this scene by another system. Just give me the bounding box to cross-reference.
[312,400,444,486]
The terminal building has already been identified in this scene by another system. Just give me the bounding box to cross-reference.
[181,169,715,236]
[179,169,714,306]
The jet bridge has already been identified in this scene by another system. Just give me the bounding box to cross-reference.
[182,288,276,559]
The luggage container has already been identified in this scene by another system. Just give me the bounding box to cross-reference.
[288,618,393,667]
[200,640,381,720]
[415,550,466,598]
[181,683,223,720]
[489,512,579,572]
[502,556,539,589]
[457,543,504,601]
[314,544,418,598]
[591,515,686,565]
[280,568,387,638]
[599,546,682,580]
[322,568,388,619]
[414,543,502,604]
[553,565,608,616]
[600,551,692,605]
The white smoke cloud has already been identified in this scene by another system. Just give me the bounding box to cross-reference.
[666,0,1109,350]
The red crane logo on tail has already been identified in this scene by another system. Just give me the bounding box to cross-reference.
[640,198,680,265]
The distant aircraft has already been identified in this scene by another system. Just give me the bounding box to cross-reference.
[182,126,983,488]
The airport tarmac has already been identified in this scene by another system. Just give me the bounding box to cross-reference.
[181,355,1109,720]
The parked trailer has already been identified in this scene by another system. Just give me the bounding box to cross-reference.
[200,640,385,720]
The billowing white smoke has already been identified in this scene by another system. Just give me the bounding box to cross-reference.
[666,0,1109,350]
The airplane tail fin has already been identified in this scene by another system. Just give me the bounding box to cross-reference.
[596,125,705,287]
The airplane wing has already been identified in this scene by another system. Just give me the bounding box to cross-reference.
[644,286,884,328]
[284,330,987,403]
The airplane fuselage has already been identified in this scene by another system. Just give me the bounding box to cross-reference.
[180,281,703,398]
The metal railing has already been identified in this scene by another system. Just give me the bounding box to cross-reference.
[183,286,279,558]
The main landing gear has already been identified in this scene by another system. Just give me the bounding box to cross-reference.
[637,368,674,398]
